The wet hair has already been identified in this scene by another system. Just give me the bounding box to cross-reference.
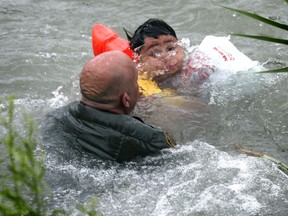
[124,18,177,53]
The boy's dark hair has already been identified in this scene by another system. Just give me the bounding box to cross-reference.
[124,18,177,53]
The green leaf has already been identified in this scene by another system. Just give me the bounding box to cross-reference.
[221,5,288,31]
[257,67,288,73]
[232,34,288,45]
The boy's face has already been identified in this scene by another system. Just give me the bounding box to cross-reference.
[136,35,185,82]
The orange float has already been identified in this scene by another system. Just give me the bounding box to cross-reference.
[91,23,172,96]
[91,24,134,60]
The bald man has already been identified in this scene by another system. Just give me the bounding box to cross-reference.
[79,50,139,115]
[44,51,176,163]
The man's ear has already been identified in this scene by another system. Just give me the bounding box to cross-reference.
[121,92,130,108]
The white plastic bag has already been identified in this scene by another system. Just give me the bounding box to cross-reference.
[198,35,263,73]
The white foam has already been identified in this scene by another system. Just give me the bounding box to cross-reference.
[47,86,69,109]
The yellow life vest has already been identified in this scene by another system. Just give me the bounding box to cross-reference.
[138,78,174,97]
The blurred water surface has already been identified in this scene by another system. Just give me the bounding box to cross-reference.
[1,0,288,215]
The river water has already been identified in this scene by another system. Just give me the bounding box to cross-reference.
[1,0,288,215]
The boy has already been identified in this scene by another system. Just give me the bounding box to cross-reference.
[125,18,214,95]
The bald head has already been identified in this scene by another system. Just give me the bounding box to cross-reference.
[80,50,139,114]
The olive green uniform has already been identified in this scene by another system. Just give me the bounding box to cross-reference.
[45,102,175,163]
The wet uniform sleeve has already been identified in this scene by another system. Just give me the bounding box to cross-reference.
[116,123,176,163]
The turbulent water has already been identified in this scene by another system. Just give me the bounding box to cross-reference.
[1,0,288,215]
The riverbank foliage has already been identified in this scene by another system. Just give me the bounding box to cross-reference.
[221,0,288,175]
[221,0,288,73]
[0,97,101,216]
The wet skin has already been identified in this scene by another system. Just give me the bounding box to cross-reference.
[136,35,185,82]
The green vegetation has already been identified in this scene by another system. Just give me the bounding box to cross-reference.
[221,0,288,73]
[221,0,288,175]
[0,97,46,215]
[0,97,101,216]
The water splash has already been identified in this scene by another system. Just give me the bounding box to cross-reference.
[44,141,288,215]
[47,86,69,109]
